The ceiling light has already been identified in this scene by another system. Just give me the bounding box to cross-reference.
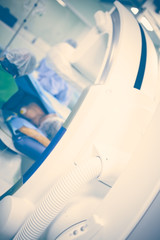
[56,0,66,7]
[131,7,139,15]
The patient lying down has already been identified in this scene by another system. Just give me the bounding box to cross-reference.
[19,102,64,147]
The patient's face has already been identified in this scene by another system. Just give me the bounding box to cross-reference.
[20,102,45,126]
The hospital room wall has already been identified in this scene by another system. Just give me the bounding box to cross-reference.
[0,0,108,62]
[65,0,113,26]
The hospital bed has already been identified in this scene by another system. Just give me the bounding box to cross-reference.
[0,1,160,239]
[0,73,71,194]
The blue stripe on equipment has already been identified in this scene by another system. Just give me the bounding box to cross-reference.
[134,24,147,90]
[0,178,23,200]
[23,126,66,183]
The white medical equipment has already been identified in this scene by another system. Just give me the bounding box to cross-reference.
[0,1,160,239]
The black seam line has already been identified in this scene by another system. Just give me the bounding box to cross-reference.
[134,24,147,90]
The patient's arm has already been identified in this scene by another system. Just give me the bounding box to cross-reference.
[19,126,50,147]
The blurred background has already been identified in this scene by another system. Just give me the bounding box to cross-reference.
[0,0,160,195]
[0,0,160,62]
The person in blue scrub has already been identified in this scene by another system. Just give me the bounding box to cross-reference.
[36,58,71,106]
[36,39,77,107]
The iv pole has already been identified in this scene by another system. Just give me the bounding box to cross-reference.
[0,0,41,57]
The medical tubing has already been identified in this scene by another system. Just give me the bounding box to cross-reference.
[13,156,102,240]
